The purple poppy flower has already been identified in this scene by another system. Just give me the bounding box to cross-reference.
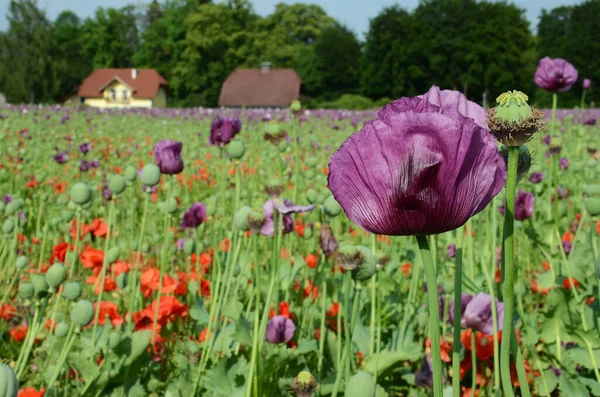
[514,190,535,220]
[80,160,91,172]
[176,238,186,251]
[154,140,184,175]
[449,293,503,335]
[529,172,544,184]
[447,244,456,258]
[102,187,112,201]
[319,224,338,257]
[209,118,242,146]
[543,134,551,145]
[181,202,207,229]
[534,57,578,92]
[265,315,295,344]
[583,79,591,90]
[261,199,315,237]
[79,142,91,154]
[90,160,100,168]
[447,293,473,325]
[584,118,597,126]
[54,152,67,164]
[563,241,572,255]
[328,86,506,236]
[3,194,14,204]
[559,157,569,170]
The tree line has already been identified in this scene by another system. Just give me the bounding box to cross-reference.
[0,0,597,107]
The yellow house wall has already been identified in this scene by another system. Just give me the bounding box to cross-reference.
[84,80,154,109]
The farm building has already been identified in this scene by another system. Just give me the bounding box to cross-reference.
[219,62,302,107]
[78,69,168,109]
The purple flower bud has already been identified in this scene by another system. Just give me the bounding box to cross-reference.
[176,238,186,251]
[563,241,572,255]
[265,315,295,344]
[319,225,339,257]
[583,78,591,90]
[559,157,569,170]
[529,172,544,184]
[447,244,456,258]
[3,194,14,204]
[181,202,207,229]
[79,160,91,172]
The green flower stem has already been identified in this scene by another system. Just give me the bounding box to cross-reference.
[343,271,352,381]
[582,91,587,110]
[15,305,40,377]
[500,146,519,397]
[67,208,82,280]
[452,229,464,397]
[291,116,299,203]
[92,198,115,346]
[16,298,48,379]
[46,324,77,391]
[471,332,477,394]
[331,348,348,397]
[510,331,531,397]
[370,234,377,356]
[317,258,328,386]
[36,225,48,273]
[151,208,172,347]
[551,93,558,134]
[127,191,150,333]
[416,234,443,397]
[246,234,261,397]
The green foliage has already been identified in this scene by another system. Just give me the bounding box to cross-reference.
[319,94,376,110]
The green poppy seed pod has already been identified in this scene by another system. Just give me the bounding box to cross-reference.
[265,120,281,135]
[55,322,69,338]
[18,282,34,299]
[117,272,128,289]
[140,164,161,187]
[108,332,121,349]
[46,263,67,289]
[323,195,342,217]
[586,198,600,216]
[344,372,376,397]
[107,246,120,264]
[278,140,289,153]
[265,178,284,198]
[306,189,318,204]
[585,184,600,197]
[63,282,82,301]
[247,210,266,231]
[514,281,526,297]
[0,363,19,397]
[5,200,21,216]
[183,239,197,255]
[125,165,137,182]
[305,170,315,180]
[71,300,95,327]
[227,140,246,159]
[16,256,28,270]
[303,225,313,239]
[166,197,178,214]
[352,246,377,281]
[66,201,78,211]
[70,182,92,205]
[234,206,253,231]
[61,210,74,223]
[306,157,318,168]
[32,274,49,296]
[108,174,127,195]
[290,100,302,113]
[291,370,318,396]
[417,310,428,329]
[442,280,454,294]
[2,216,14,232]
[488,90,544,147]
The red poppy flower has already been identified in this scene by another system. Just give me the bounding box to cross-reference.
[563,277,580,290]
[305,254,318,269]
[461,329,499,361]
[426,337,452,362]
[326,302,342,332]
[199,328,212,343]
[80,247,105,269]
[18,387,46,397]
[401,262,411,276]
[50,243,71,264]
[92,301,124,326]
[0,303,17,320]
[10,324,28,342]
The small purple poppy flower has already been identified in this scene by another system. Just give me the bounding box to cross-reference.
[265,315,295,344]
[79,142,91,154]
[534,57,579,92]
[583,78,591,90]
[3,194,14,204]
[209,118,242,146]
[584,118,597,126]
[261,199,315,237]
[176,238,186,251]
[54,152,67,164]
[328,86,505,236]
[102,187,112,200]
[529,172,544,184]
[181,202,207,229]
[559,157,569,170]
[563,241,572,255]
[557,186,566,199]
[154,140,184,175]
[514,190,535,220]
[80,160,91,172]
[447,244,456,258]
[449,292,504,335]
[142,185,158,194]
[543,134,551,145]
[447,293,473,325]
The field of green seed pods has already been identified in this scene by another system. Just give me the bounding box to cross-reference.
[1,81,600,396]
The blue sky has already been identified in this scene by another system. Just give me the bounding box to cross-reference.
[0,0,586,38]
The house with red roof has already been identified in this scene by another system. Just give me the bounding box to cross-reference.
[77,68,168,108]
[219,62,302,107]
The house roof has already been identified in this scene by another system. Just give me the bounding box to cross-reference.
[218,69,302,107]
[78,69,168,99]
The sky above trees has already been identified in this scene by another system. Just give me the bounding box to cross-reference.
[0,0,587,36]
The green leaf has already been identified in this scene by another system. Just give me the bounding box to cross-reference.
[361,344,422,375]
[125,330,150,366]
[560,375,590,397]
[189,295,209,324]
[533,368,558,396]
[231,318,253,346]
[204,356,249,397]
[222,299,244,321]
[581,377,600,396]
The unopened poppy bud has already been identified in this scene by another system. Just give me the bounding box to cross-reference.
[305,170,315,180]
[595,256,600,279]
[290,100,302,114]
[108,174,127,195]
[323,195,342,217]
[586,198,600,216]
[514,281,526,297]
[227,140,246,159]
[46,263,67,289]
[2,219,14,234]
[265,120,281,135]
[5,200,21,216]
[71,300,95,328]
[303,225,313,239]
[16,256,28,270]
[344,372,376,397]
[106,246,120,264]
[61,210,74,223]
[166,197,178,214]
[306,157,318,168]
[140,164,161,187]
[55,322,69,338]
[117,273,128,289]
[70,182,92,205]
[32,274,49,296]
[306,189,318,204]
[18,282,34,299]
[234,206,252,231]
[291,370,318,397]
[124,165,137,182]
[63,282,82,301]
[0,363,19,397]
[488,90,544,147]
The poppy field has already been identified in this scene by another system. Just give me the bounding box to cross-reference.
[1,62,600,397]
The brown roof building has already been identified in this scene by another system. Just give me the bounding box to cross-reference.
[219,63,303,107]
[78,69,168,108]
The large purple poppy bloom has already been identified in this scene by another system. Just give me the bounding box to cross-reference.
[534,57,578,92]
[209,118,242,146]
[328,86,506,236]
[448,292,504,335]
[514,190,535,220]
[265,315,295,344]
[261,199,315,237]
[181,202,207,229]
[154,140,184,175]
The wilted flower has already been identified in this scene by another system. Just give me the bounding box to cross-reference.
[209,118,242,146]
[154,140,184,175]
[261,200,314,237]
[328,86,506,235]
[563,241,572,255]
[181,202,207,229]
[265,315,295,344]
[448,292,504,335]
[319,225,338,257]
[529,172,544,184]
[534,57,578,92]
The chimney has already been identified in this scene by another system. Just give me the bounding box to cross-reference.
[260,62,272,74]
[132,68,138,79]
